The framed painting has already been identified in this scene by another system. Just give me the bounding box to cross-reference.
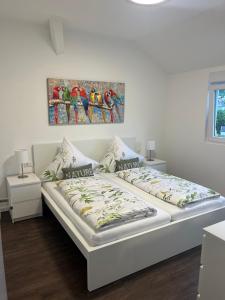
[47,78,125,125]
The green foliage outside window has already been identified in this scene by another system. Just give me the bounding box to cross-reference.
[216,109,225,135]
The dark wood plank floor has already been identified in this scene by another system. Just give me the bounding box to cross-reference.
[1,208,201,300]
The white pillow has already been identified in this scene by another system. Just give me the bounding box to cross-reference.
[63,138,98,168]
[41,137,98,181]
[99,136,144,173]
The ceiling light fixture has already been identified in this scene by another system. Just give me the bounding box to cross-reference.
[129,0,167,5]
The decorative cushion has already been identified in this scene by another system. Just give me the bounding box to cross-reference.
[115,157,140,172]
[62,164,94,179]
[99,136,144,173]
[41,137,98,181]
[98,152,116,173]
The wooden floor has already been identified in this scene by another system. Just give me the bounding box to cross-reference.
[1,208,201,300]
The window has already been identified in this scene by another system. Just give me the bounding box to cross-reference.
[206,71,225,143]
[214,89,225,137]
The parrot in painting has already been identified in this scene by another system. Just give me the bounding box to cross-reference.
[71,87,79,124]
[71,86,90,123]
[79,87,91,123]
[89,88,96,104]
[62,87,71,123]
[53,86,62,99]
[63,87,71,102]
[53,86,60,99]
[109,89,121,121]
[89,88,96,122]
[96,93,103,106]
[95,92,106,122]
[71,86,79,98]
[53,86,65,100]
[104,90,114,123]
[59,87,64,100]
[52,86,63,124]
[89,88,105,122]
[104,90,113,107]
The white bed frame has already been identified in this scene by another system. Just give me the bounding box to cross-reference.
[33,138,225,291]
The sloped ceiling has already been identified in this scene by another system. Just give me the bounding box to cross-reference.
[1,0,225,73]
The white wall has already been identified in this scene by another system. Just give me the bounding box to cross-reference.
[164,66,225,196]
[0,20,168,200]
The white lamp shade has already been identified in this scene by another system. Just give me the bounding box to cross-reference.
[15,149,29,164]
[146,140,156,151]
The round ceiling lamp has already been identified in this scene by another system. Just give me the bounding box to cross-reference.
[129,0,167,5]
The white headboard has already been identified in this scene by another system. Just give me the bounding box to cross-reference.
[32,137,137,177]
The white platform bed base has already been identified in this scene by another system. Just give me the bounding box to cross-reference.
[42,187,225,291]
[34,138,225,291]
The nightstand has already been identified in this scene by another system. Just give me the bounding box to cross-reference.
[7,173,42,223]
[198,221,225,300]
[144,159,167,172]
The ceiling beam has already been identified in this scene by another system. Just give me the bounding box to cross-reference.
[49,16,64,55]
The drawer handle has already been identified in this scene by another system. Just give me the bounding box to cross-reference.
[10,206,13,210]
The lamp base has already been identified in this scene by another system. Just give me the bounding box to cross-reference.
[18,174,28,179]
[147,150,154,162]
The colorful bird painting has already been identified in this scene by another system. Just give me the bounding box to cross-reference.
[48,78,125,125]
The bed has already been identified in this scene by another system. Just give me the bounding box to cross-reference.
[33,138,225,291]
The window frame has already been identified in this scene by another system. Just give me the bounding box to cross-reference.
[206,86,225,144]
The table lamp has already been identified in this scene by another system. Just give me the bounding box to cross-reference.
[146,140,155,161]
[15,149,29,178]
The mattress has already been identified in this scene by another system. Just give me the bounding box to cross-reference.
[43,182,171,247]
[104,174,225,221]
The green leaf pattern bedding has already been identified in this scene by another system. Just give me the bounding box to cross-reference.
[57,175,157,231]
[116,167,220,208]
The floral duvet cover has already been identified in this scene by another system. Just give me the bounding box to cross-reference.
[116,167,220,208]
[57,175,157,232]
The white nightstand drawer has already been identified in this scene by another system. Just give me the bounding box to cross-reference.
[10,183,41,203]
[11,198,42,221]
